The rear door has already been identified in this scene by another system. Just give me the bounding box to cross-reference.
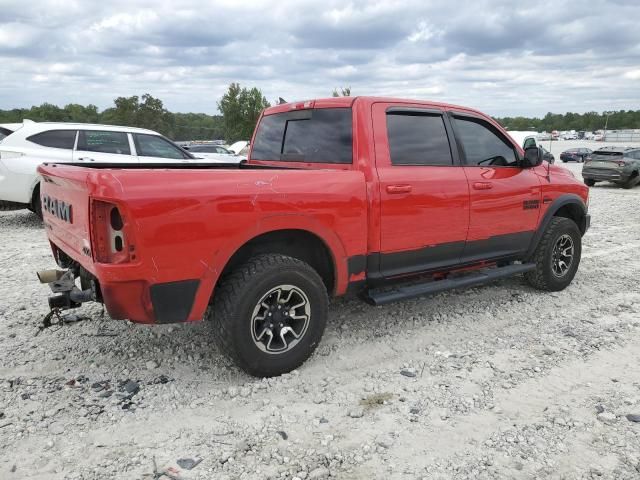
[373,102,470,278]
[73,130,138,163]
[449,112,541,263]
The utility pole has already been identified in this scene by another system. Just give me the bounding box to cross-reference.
[603,111,613,141]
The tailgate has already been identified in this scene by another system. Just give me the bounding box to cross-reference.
[38,164,94,271]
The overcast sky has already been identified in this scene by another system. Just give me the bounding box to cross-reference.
[1,0,639,117]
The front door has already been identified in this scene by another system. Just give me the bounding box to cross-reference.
[449,113,542,263]
[373,103,470,278]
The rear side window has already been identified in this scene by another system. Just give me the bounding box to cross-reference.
[251,108,352,163]
[134,134,188,159]
[27,130,76,149]
[386,113,453,166]
[454,117,518,167]
[78,130,130,155]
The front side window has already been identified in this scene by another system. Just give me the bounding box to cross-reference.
[78,130,130,155]
[134,134,188,159]
[454,117,518,167]
[27,130,76,149]
[386,113,453,166]
[251,108,352,164]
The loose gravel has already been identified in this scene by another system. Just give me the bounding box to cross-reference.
[1,145,640,479]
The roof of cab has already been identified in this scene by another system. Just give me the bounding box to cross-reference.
[263,96,484,117]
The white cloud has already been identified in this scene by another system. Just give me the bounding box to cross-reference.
[0,0,638,117]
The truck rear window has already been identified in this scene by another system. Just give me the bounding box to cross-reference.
[251,108,352,164]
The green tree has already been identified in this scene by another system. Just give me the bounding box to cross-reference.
[332,87,351,97]
[218,83,270,142]
[100,93,173,136]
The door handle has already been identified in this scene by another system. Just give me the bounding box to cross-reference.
[386,184,412,194]
[77,157,95,162]
[472,182,493,190]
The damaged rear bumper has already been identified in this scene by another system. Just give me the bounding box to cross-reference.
[41,245,201,324]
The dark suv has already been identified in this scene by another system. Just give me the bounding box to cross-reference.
[582,147,640,189]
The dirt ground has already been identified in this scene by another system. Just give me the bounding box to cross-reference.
[1,142,639,479]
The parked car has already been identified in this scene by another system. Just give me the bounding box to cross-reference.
[582,147,640,189]
[560,148,592,163]
[0,122,213,216]
[36,96,590,377]
[227,140,249,155]
[561,133,578,140]
[183,144,244,162]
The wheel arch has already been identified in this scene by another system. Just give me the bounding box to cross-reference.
[216,228,339,297]
[527,194,587,259]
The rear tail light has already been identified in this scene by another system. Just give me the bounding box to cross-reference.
[90,199,136,264]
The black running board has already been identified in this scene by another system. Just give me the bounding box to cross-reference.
[364,263,536,306]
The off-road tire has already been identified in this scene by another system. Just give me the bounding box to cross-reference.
[208,254,328,377]
[525,217,582,292]
[584,179,596,187]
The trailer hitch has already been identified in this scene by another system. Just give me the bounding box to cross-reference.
[36,269,96,333]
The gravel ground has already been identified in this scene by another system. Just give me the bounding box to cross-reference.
[1,147,640,480]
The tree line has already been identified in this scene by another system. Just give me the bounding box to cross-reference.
[2,84,637,142]
[495,110,640,132]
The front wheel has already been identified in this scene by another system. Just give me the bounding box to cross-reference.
[208,254,328,377]
[525,217,582,292]
[584,179,596,187]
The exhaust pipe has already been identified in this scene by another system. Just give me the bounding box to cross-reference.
[37,269,66,284]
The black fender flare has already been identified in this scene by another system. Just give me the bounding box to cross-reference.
[526,194,588,258]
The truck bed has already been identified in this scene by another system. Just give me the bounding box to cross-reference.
[37,162,369,322]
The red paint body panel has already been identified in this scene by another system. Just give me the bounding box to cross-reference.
[38,96,589,324]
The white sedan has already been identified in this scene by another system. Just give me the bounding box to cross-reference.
[0,121,216,216]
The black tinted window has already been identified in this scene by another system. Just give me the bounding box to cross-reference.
[78,130,130,155]
[27,130,76,149]
[134,134,188,159]
[252,108,352,163]
[0,127,13,140]
[188,145,219,153]
[386,113,452,166]
[454,118,518,167]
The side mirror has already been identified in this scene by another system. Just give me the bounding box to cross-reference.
[522,146,543,168]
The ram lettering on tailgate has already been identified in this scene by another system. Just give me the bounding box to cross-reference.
[42,195,73,223]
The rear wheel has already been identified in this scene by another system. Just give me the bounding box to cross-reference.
[584,179,596,187]
[31,184,42,219]
[208,254,328,377]
[525,217,582,292]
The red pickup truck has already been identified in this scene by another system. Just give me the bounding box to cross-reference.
[37,96,590,377]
